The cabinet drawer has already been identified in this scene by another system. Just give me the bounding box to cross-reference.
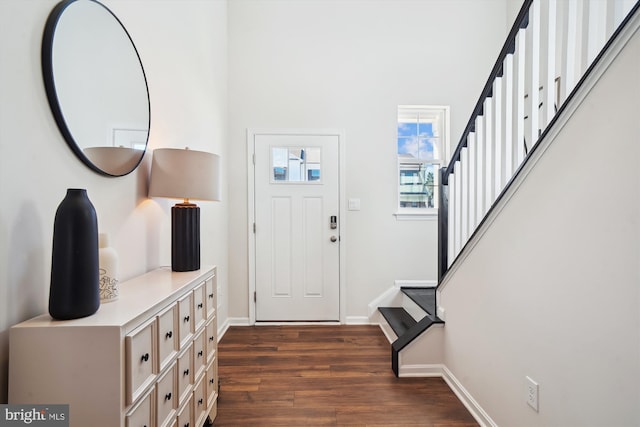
[205,318,216,365]
[193,329,206,380]
[205,276,215,319]
[177,395,193,427]
[126,386,154,427]
[193,375,207,427]
[178,292,194,348]
[206,360,218,408]
[177,343,193,406]
[158,303,178,372]
[156,362,177,427]
[126,318,157,405]
[193,283,207,332]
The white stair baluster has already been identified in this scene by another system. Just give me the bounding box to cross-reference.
[467,132,477,234]
[460,147,469,246]
[475,116,485,224]
[503,53,514,183]
[493,77,503,199]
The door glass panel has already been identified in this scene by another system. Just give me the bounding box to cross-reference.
[271,147,321,183]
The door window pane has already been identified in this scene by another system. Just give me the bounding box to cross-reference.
[271,147,321,183]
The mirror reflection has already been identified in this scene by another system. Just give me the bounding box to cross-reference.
[43,0,150,176]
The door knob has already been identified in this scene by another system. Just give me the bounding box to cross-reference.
[330,236,338,242]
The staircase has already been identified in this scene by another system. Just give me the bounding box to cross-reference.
[378,288,443,377]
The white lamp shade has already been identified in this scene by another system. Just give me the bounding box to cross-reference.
[149,148,221,202]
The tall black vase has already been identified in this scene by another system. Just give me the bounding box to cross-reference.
[49,188,100,320]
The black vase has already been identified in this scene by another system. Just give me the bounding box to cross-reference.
[49,188,100,320]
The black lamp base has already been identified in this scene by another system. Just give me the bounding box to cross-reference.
[171,203,200,272]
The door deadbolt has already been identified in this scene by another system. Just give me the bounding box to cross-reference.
[330,215,337,229]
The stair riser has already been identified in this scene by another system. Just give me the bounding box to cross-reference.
[378,317,397,343]
[403,294,427,322]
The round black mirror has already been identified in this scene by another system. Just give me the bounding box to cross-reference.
[42,0,150,177]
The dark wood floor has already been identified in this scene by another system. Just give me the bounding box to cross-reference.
[213,325,478,427]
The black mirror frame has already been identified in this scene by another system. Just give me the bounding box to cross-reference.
[42,0,151,177]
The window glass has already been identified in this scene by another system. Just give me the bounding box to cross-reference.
[271,147,321,183]
[399,161,438,208]
[397,106,448,211]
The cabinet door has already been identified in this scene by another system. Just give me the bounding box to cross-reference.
[205,318,216,365]
[178,293,194,348]
[177,343,193,407]
[177,395,193,427]
[158,303,178,372]
[126,387,154,427]
[205,276,216,319]
[193,329,206,381]
[193,375,207,427]
[156,363,177,427]
[206,360,218,408]
[193,283,207,332]
[126,318,157,405]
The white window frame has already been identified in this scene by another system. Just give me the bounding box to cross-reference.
[394,105,450,221]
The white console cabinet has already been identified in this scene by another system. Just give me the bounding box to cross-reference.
[9,266,218,427]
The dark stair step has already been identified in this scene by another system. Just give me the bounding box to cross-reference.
[378,307,417,338]
[401,287,437,318]
[379,288,444,377]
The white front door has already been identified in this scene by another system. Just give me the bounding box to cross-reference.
[253,133,340,321]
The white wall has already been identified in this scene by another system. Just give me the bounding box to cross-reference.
[0,0,228,403]
[227,0,510,321]
[439,24,640,425]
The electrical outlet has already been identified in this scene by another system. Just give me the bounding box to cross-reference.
[526,376,539,412]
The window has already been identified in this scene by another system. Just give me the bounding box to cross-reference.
[271,147,321,183]
[396,105,449,218]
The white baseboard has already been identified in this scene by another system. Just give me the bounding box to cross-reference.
[441,365,497,427]
[345,316,371,325]
[227,317,251,326]
[398,363,446,377]
[389,335,495,427]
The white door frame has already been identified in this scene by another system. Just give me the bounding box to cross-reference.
[247,128,346,325]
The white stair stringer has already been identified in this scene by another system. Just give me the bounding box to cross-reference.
[397,323,445,377]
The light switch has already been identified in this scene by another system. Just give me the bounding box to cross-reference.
[348,198,361,211]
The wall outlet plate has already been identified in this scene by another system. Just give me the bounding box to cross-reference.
[526,376,539,412]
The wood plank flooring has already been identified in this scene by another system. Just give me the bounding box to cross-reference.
[213,325,478,427]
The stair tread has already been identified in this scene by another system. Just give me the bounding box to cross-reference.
[401,287,437,316]
[378,307,417,337]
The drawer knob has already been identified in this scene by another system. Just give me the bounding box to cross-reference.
[140,353,149,362]
[165,392,172,401]
[197,303,203,309]
[198,398,203,405]
[209,378,214,384]
[209,336,214,342]
[166,331,173,339]
[184,423,190,427]
[198,350,203,357]
[183,315,190,322]
[183,368,190,376]
[208,293,214,299]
